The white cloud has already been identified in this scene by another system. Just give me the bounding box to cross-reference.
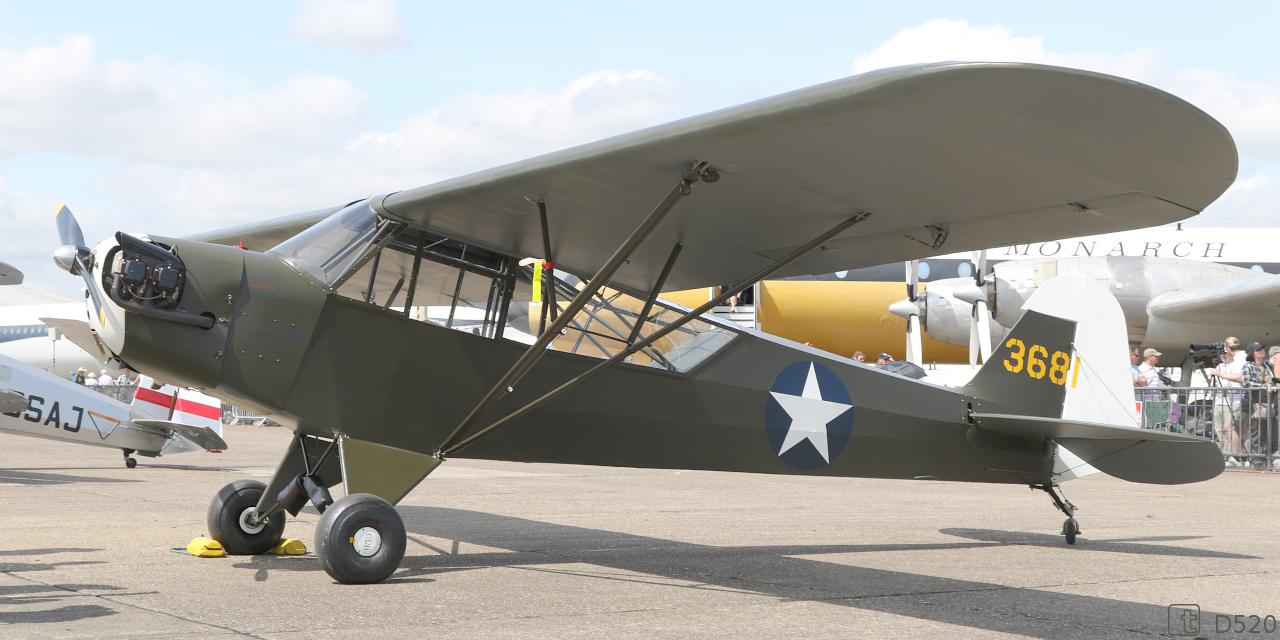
[0,32,695,297]
[291,0,407,52]
[0,34,368,167]
[854,19,1280,225]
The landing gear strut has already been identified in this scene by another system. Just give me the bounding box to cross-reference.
[1033,483,1079,545]
[122,448,137,469]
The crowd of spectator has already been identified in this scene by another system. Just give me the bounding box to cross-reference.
[1134,336,1279,470]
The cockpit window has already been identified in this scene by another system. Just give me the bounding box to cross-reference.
[269,200,403,287]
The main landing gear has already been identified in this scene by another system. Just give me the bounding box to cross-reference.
[207,480,287,555]
[315,494,406,584]
[205,434,409,584]
[122,449,137,469]
[1033,483,1079,545]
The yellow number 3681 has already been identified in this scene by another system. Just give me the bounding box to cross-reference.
[1002,338,1070,386]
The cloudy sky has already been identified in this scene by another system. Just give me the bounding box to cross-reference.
[2,1,1278,297]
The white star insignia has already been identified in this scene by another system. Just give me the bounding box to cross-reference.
[769,363,852,463]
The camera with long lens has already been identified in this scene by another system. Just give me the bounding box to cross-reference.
[1189,341,1228,364]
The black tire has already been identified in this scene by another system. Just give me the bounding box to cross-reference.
[124,457,137,469]
[1064,518,1079,545]
[315,494,406,584]
[207,479,286,555]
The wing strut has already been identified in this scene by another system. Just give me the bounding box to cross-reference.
[536,199,558,335]
[437,210,870,458]
[436,161,716,454]
[626,242,682,345]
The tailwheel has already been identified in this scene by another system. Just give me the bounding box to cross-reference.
[1032,482,1080,546]
[1063,518,1079,545]
[315,494,406,584]
[208,480,286,555]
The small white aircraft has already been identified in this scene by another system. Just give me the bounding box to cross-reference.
[0,354,226,467]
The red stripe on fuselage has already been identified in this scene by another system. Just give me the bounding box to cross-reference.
[175,398,221,420]
[134,386,174,408]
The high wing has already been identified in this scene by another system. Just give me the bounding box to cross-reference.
[185,206,342,251]
[190,61,1236,295]
[1147,273,1280,326]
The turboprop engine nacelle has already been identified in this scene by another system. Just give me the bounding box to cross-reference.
[890,279,1007,348]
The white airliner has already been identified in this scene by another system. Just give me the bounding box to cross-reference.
[0,285,117,378]
[0,355,226,467]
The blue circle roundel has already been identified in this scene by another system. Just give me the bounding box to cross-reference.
[765,361,854,470]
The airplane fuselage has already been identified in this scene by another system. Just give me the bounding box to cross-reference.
[92,238,1052,485]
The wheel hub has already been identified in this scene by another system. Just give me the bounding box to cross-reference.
[238,507,266,535]
[352,527,381,557]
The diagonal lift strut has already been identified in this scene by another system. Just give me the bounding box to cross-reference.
[437,209,871,458]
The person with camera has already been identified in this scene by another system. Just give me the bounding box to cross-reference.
[1268,347,1280,469]
[1206,337,1247,465]
[1242,343,1276,469]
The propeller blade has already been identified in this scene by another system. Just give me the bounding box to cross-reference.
[55,202,86,249]
[975,300,993,363]
[906,313,923,366]
[972,249,988,286]
[905,260,919,301]
[969,306,980,368]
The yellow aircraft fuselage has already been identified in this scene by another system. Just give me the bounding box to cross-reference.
[665,281,968,364]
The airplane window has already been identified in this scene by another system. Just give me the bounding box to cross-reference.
[327,224,738,372]
[269,200,404,287]
[336,229,508,339]
[956,261,972,278]
[918,261,931,279]
[1252,265,1264,272]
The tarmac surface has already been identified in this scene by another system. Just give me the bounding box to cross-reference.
[0,425,1277,639]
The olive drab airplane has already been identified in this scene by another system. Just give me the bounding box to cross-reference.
[0,358,227,467]
[52,62,1237,584]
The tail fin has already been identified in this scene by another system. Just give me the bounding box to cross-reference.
[130,376,224,452]
[963,309,1077,419]
[964,274,1138,426]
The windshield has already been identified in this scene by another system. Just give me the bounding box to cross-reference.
[269,200,401,287]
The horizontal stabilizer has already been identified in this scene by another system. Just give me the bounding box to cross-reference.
[972,413,1223,484]
[132,419,229,451]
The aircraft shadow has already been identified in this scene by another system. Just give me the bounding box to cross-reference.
[0,604,116,624]
[0,470,140,486]
[939,528,1260,559]
[376,506,1235,640]
[0,548,101,556]
[0,581,124,627]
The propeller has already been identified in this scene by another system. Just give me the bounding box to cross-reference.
[52,202,90,275]
[890,260,924,366]
[954,250,993,367]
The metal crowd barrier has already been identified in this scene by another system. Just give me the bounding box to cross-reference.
[222,403,272,426]
[90,383,136,404]
[1135,386,1278,471]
